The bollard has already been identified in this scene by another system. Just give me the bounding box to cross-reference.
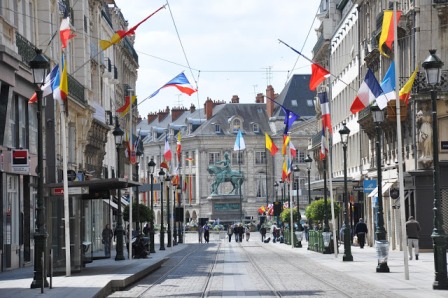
[50,249,53,289]
[41,252,44,294]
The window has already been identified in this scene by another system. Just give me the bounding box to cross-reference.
[298,151,305,163]
[209,152,220,165]
[68,124,76,165]
[252,123,259,133]
[307,99,314,107]
[232,152,244,165]
[291,99,298,107]
[232,118,241,132]
[255,151,266,164]
[214,124,221,133]
[255,174,267,197]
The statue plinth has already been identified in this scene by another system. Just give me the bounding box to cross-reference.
[207,195,243,223]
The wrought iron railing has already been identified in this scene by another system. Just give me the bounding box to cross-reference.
[16,32,36,66]
[123,37,138,64]
[68,74,86,104]
[313,35,325,55]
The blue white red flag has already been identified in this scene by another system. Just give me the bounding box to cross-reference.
[149,73,196,98]
[350,69,387,114]
[164,135,172,161]
[318,92,332,133]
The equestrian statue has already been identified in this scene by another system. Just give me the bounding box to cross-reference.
[207,152,244,196]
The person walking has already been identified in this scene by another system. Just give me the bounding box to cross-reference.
[233,225,239,242]
[354,218,368,248]
[102,224,113,257]
[260,225,267,242]
[406,216,421,260]
[245,226,250,241]
[204,224,210,243]
[238,224,244,242]
[227,225,234,242]
[198,224,203,243]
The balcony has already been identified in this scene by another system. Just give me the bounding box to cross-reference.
[68,74,86,105]
[122,37,138,64]
[16,32,36,66]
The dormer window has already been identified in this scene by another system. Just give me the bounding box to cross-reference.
[252,123,259,133]
[232,118,241,132]
[215,124,221,133]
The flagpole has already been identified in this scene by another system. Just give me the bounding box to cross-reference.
[265,148,269,209]
[393,1,409,280]
[61,105,71,276]
[288,133,294,249]
[128,89,133,260]
[327,130,338,258]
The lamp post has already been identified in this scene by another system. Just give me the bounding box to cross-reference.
[304,155,313,205]
[322,157,331,254]
[165,174,172,247]
[148,158,156,253]
[177,184,183,243]
[30,49,50,289]
[371,105,389,272]
[422,49,448,290]
[292,165,302,248]
[339,122,353,262]
[172,179,178,246]
[112,117,125,261]
[135,148,142,234]
[274,182,279,225]
[158,168,166,250]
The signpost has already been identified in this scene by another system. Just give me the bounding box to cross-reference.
[51,187,89,196]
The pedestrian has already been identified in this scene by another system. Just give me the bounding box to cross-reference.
[260,225,267,242]
[233,225,239,242]
[102,224,113,257]
[198,224,203,243]
[204,224,210,243]
[227,225,233,242]
[238,224,244,242]
[271,223,278,242]
[303,222,309,242]
[245,226,250,241]
[143,223,150,236]
[406,216,421,260]
[354,218,368,248]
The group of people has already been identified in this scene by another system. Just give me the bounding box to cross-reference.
[197,224,210,243]
[226,224,250,242]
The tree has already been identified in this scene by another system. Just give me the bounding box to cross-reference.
[123,202,153,224]
[280,207,300,225]
[305,198,341,222]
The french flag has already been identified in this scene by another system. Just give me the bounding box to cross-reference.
[163,135,172,161]
[28,65,59,104]
[318,92,332,133]
[320,129,328,160]
[350,69,387,114]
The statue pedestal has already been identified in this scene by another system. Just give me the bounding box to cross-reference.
[208,195,243,223]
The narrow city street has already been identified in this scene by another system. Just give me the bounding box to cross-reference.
[111,233,398,298]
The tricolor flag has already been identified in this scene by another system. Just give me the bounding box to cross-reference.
[289,141,297,157]
[265,133,278,156]
[163,135,172,161]
[176,133,182,163]
[399,67,418,104]
[234,129,246,151]
[116,95,137,118]
[59,15,76,49]
[350,69,387,114]
[380,62,396,101]
[318,92,332,133]
[29,65,59,104]
[320,129,328,160]
[310,63,331,91]
[282,134,290,156]
[147,73,196,99]
[100,5,166,50]
[379,10,402,57]
[53,54,68,112]
[281,158,288,182]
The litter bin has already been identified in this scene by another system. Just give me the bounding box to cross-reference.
[82,241,92,264]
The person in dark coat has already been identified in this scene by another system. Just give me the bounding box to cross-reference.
[354,218,368,248]
[406,216,421,260]
[204,224,210,243]
[238,224,244,242]
[260,225,267,242]
[227,225,234,242]
[102,224,113,257]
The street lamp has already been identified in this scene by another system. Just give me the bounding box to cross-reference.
[322,156,331,254]
[148,158,156,253]
[177,183,183,243]
[172,178,178,246]
[422,49,448,290]
[112,117,125,261]
[30,49,50,289]
[339,122,353,262]
[165,174,172,248]
[292,165,302,248]
[304,154,313,205]
[135,147,143,234]
[371,105,389,272]
[274,181,279,225]
[158,168,166,250]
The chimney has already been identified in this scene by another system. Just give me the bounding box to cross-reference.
[255,93,264,103]
[266,85,275,117]
[204,97,214,120]
[171,106,188,122]
[158,106,170,122]
[231,95,239,103]
[190,103,196,113]
[147,112,158,124]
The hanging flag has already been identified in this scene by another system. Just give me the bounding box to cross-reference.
[318,92,332,133]
[399,67,419,104]
[289,141,297,157]
[148,73,197,99]
[100,5,166,50]
[160,161,169,170]
[176,133,182,163]
[320,129,328,160]
[287,156,292,180]
[281,158,288,182]
[350,69,387,114]
[29,65,59,104]
[59,16,76,49]
[379,10,402,57]
[310,63,331,91]
[163,135,172,161]
[124,133,130,158]
[265,133,278,156]
[282,106,299,135]
[53,54,68,112]
[282,134,290,156]
[234,129,246,151]
[380,62,396,101]
[116,95,137,118]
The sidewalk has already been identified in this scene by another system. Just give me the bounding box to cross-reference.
[0,232,446,298]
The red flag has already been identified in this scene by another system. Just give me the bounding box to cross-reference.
[60,17,76,49]
[176,133,181,162]
[309,63,330,91]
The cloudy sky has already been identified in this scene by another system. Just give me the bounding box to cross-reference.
[113,0,320,118]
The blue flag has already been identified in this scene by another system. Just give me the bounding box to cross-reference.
[234,129,246,151]
[380,62,396,101]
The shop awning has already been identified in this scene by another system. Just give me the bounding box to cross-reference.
[367,180,396,198]
[103,199,118,209]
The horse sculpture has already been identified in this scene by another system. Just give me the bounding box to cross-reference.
[207,165,244,196]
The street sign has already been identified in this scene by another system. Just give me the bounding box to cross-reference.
[363,180,377,193]
[353,186,364,191]
[51,186,90,196]
[11,149,29,174]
